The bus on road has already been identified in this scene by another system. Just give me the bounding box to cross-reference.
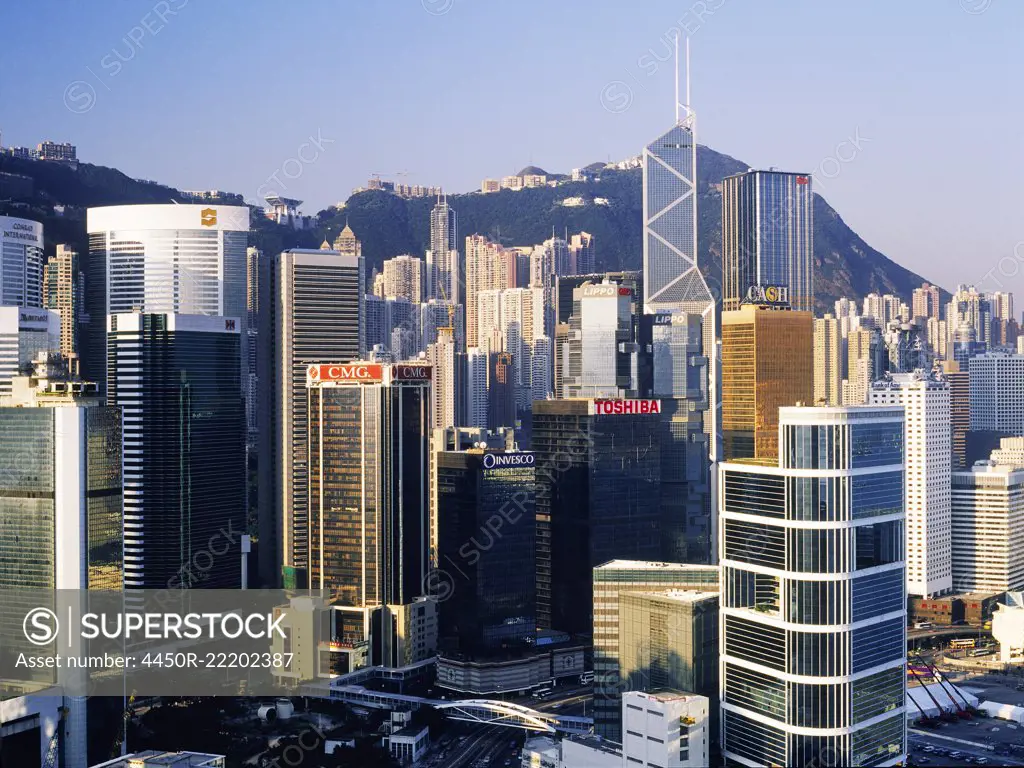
[950,638,976,650]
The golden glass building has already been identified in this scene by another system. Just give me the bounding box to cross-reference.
[721,305,814,461]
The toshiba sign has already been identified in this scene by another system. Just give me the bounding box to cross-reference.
[307,363,383,384]
[591,399,662,415]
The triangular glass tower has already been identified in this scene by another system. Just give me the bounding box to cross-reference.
[642,47,719,465]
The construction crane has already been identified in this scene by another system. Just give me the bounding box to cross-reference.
[42,706,69,768]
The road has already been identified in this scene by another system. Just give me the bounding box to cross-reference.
[429,726,523,768]
[910,728,1024,767]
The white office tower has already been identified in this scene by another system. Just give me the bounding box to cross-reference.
[562,282,638,398]
[969,351,1024,434]
[952,457,1024,593]
[623,691,709,768]
[720,405,907,767]
[85,204,249,387]
[0,215,44,307]
[465,348,489,428]
[0,307,60,396]
[870,372,952,597]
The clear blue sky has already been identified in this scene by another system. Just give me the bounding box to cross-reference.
[1,0,1020,297]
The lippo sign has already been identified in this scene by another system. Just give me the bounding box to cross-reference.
[591,399,662,415]
[307,363,383,384]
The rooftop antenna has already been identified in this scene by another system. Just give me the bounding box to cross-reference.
[674,35,679,122]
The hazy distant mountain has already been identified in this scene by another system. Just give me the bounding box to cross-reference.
[0,145,939,312]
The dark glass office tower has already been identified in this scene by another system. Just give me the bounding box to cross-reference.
[306,363,430,605]
[722,169,814,313]
[532,399,661,637]
[108,313,245,589]
[435,449,536,657]
[641,311,713,563]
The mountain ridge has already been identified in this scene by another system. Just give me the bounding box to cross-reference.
[0,146,941,312]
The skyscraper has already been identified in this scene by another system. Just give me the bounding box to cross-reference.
[592,560,719,742]
[721,304,814,461]
[533,399,662,636]
[434,448,536,660]
[0,358,122,591]
[259,247,364,588]
[0,358,120,768]
[870,372,953,597]
[938,360,970,470]
[108,313,245,589]
[642,311,713,563]
[0,215,44,308]
[952,456,1024,594]
[561,281,640,398]
[43,244,83,364]
[969,351,1024,436]
[722,170,814,313]
[306,362,431,664]
[912,283,942,321]
[843,327,882,405]
[568,232,595,275]
[246,246,260,448]
[642,55,719,543]
[378,254,424,303]
[0,307,60,397]
[85,204,249,390]
[466,234,515,349]
[814,313,842,406]
[720,405,906,767]
[305,362,430,596]
[428,195,459,306]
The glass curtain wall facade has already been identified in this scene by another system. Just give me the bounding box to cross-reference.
[306,366,430,606]
[720,406,907,767]
[532,400,662,637]
[435,450,536,658]
[722,170,814,313]
[107,313,245,590]
[642,106,719,550]
[592,560,719,741]
[721,306,814,462]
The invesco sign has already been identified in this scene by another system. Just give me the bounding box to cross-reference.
[744,284,790,306]
[482,452,535,470]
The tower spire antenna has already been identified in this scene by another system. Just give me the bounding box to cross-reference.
[674,34,680,123]
[685,36,691,108]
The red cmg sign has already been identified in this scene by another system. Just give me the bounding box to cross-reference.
[592,399,662,415]
[308,363,383,384]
